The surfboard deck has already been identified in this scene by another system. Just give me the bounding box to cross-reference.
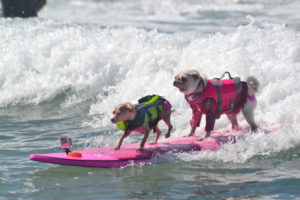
[29,125,281,168]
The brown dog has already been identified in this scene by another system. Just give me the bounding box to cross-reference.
[111,96,173,151]
[173,69,259,140]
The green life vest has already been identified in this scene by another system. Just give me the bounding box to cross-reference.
[116,95,164,131]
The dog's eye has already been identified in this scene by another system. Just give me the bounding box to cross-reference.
[181,77,187,82]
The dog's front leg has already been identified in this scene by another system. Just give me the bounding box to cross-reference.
[187,126,197,137]
[137,125,150,151]
[198,113,215,141]
[186,104,202,137]
[114,130,130,150]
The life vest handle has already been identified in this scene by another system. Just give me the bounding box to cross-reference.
[214,71,233,80]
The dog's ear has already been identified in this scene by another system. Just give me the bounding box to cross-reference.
[191,72,200,80]
[112,104,121,114]
[112,107,117,114]
[125,102,135,112]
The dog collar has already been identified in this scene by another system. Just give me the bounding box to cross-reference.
[185,91,202,103]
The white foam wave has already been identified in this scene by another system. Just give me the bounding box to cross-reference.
[172,127,299,163]
[0,19,140,106]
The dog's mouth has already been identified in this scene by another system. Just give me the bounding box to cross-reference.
[111,118,119,124]
[179,87,187,92]
[174,83,188,92]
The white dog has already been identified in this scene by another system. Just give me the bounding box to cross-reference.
[173,69,259,140]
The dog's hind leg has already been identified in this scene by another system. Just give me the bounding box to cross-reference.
[162,110,173,138]
[226,113,239,129]
[150,126,161,144]
[242,100,258,132]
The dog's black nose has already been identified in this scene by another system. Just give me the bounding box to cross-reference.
[173,80,182,86]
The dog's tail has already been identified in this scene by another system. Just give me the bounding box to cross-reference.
[245,76,260,93]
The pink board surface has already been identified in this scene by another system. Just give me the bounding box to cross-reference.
[29,125,281,168]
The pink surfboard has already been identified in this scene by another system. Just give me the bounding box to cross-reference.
[29,125,281,168]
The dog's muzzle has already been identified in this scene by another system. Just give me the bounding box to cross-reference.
[173,80,183,87]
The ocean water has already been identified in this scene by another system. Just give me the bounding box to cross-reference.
[1,0,300,199]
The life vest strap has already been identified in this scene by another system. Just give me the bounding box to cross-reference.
[215,85,223,115]
[185,92,202,103]
[138,95,160,105]
[214,71,233,80]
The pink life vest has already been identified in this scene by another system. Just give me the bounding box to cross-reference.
[185,78,248,116]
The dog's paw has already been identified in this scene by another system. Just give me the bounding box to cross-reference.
[251,125,258,133]
[149,141,157,145]
[197,137,205,141]
[136,147,144,151]
[197,132,210,141]
[114,146,120,150]
[165,133,170,138]
[197,135,210,141]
